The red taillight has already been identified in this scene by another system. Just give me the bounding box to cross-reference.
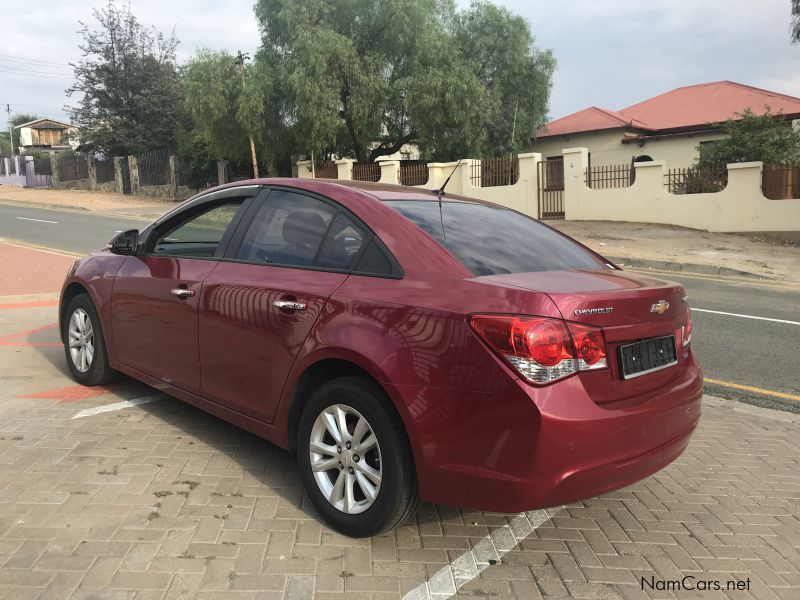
[682,309,692,347]
[510,318,571,366]
[469,315,607,385]
[567,323,607,367]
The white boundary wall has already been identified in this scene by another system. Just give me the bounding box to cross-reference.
[563,148,800,233]
[297,148,800,233]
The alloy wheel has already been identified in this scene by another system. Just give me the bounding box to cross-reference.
[68,308,94,373]
[308,403,382,514]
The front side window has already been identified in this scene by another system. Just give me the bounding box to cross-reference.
[384,200,608,276]
[152,200,244,258]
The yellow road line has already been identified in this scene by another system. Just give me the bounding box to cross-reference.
[0,238,83,258]
[705,378,800,402]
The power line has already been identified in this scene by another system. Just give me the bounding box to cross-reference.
[0,68,73,80]
[0,62,72,77]
[0,53,72,67]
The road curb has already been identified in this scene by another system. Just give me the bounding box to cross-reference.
[608,255,775,281]
[703,393,800,421]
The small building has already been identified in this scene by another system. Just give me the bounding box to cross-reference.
[528,81,800,169]
[14,118,78,153]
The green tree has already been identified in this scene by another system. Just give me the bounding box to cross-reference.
[66,1,185,156]
[184,50,251,162]
[698,108,800,167]
[245,0,554,163]
[792,0,800,43]
[453,2,554,156]
[2,113,39,154]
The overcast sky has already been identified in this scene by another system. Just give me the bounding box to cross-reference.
[1,0,798,127]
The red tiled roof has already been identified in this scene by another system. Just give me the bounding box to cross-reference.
[537,81,800,138]
[538,106,650,137]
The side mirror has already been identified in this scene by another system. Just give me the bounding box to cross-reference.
[108,229,139,255]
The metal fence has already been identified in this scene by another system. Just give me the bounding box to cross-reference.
[471,156,519,187]
[228,162,259,182]
[25,157,53,188]
[585,164,634,189]
[352,162,381,182]
[178,160,218,192]
[399,162,428,186]
[95,159,115,184]
[664,166,728,194]
[138,149,170,186]
[314,160,337,179]
[762,164,800,199]
[57,154,89,182]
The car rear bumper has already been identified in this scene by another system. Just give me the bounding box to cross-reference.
[390,351,703,513]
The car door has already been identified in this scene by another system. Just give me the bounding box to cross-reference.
[111,188,258,394]
[198,187,369,423]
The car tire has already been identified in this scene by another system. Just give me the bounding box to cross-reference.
[297,376,419,537]
[63,293,116,387]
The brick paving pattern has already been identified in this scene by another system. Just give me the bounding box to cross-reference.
[0,389,797,599]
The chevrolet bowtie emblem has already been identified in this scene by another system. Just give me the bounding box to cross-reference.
[650,300,670,315]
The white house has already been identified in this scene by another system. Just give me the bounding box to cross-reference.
[14,118,78,153]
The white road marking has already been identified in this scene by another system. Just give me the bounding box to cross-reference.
[402,508,558,599]
[71,395,163,419]
[16,216,59,224]
[693,308,800,326]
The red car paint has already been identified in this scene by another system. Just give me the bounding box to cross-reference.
[60,179,702,513]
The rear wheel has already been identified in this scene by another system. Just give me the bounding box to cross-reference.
[63,294,115,386]
[297,376,419,537]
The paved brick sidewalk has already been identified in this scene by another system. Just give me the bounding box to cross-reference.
[0,303,798,599]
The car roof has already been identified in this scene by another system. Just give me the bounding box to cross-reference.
[218,177,485,204]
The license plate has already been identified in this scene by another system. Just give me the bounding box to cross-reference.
[619,335,677,379]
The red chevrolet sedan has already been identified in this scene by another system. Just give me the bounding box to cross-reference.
[60,179,702,537]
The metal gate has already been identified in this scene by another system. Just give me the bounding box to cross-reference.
[120,157,132,194]
[537,158,564,219]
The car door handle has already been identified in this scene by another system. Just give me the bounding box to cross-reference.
[272,300,306,311]
[171,288,195,299]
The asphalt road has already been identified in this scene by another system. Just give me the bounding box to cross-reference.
[1,201,798,412]
[0,201,150,254]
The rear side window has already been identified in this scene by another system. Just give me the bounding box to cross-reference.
[384,200,608,276]
[316,213,366,270]
[235,190,336,266]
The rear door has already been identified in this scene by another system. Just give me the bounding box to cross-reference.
[111,188,258,393]
[198,188,369,423]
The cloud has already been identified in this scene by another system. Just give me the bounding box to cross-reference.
[2,0,799,127]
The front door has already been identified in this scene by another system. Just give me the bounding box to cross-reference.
[111,197,250,393]
[199,188,368,422]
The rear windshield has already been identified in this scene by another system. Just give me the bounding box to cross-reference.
[384,200,609,276]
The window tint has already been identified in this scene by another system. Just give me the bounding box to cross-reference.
[235,190,336,266]
[355,239,392,275]
[316,213,366,270]
[384,200,608,276]
[153,200,244,258]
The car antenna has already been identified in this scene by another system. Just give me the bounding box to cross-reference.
[433,124,486,241]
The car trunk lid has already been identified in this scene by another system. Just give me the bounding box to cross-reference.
[480,268,691,403]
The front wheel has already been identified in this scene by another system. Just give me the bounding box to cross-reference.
[297,376,419,537]
[63,294,116,386]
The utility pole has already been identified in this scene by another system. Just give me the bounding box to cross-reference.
[6,104,14,155]
[235,51,259,179]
